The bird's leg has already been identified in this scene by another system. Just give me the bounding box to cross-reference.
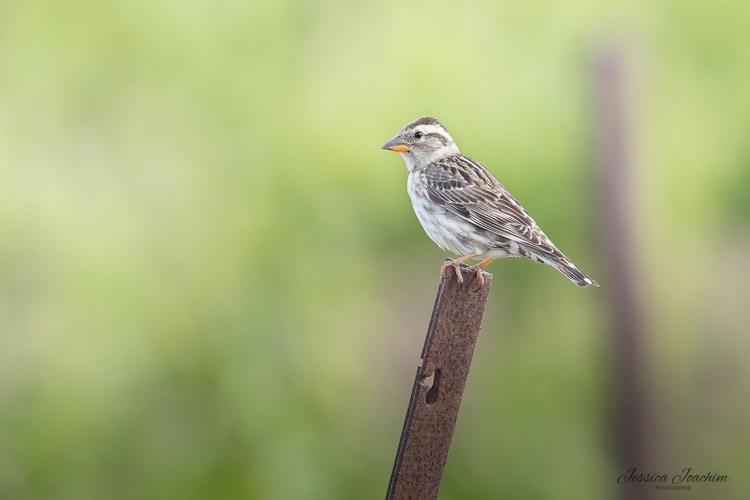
[468,258,493,286]
[440,253,478,283]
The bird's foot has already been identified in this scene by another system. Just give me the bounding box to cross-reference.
[440,259,464,283]
[467,258,493,287]
[469,266,485,286]
[440,253,480,284]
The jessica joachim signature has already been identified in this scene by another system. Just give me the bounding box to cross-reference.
[618,467,728,489]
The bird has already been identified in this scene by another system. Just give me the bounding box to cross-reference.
[382,116,598,288]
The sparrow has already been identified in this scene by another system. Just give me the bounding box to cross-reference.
[382,116,598,287]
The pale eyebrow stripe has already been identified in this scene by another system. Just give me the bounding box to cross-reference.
[424,132,448,145]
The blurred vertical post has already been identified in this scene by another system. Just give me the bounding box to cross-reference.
[594,44,654,499]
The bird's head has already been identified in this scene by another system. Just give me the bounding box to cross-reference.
[382,116,460,169]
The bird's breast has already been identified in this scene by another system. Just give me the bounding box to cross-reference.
[406,174,484,256]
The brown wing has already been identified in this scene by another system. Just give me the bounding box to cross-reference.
[424,155,561,256]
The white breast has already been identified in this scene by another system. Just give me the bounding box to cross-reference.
[406,173,487,257]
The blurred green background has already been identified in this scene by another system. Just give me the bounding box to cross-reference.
[1,1,749,499]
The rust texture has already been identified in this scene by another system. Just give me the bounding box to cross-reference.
[386,263,492,500]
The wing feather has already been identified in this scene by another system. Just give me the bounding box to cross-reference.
[425,156,561,256]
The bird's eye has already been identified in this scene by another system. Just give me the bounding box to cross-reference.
[414,131,423,139]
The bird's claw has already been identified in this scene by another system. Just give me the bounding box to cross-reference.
[469,265,486,287]
[441,259,487,287]
[440,260,464,283]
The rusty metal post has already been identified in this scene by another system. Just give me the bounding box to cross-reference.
[386,264,492,500]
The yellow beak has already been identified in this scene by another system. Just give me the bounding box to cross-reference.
[382,137,410,152]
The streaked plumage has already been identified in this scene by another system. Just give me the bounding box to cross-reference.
[383,116,598,287]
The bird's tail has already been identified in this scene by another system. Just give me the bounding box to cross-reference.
[542,254,599,287]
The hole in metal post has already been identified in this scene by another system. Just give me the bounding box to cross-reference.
[425,369,441,405]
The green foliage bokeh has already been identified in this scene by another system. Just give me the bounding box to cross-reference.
[1,1,749,499]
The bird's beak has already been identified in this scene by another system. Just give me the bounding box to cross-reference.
[382,136,410,153]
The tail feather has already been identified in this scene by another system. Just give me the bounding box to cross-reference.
[536,252,599,287]
[555,260,599,287]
